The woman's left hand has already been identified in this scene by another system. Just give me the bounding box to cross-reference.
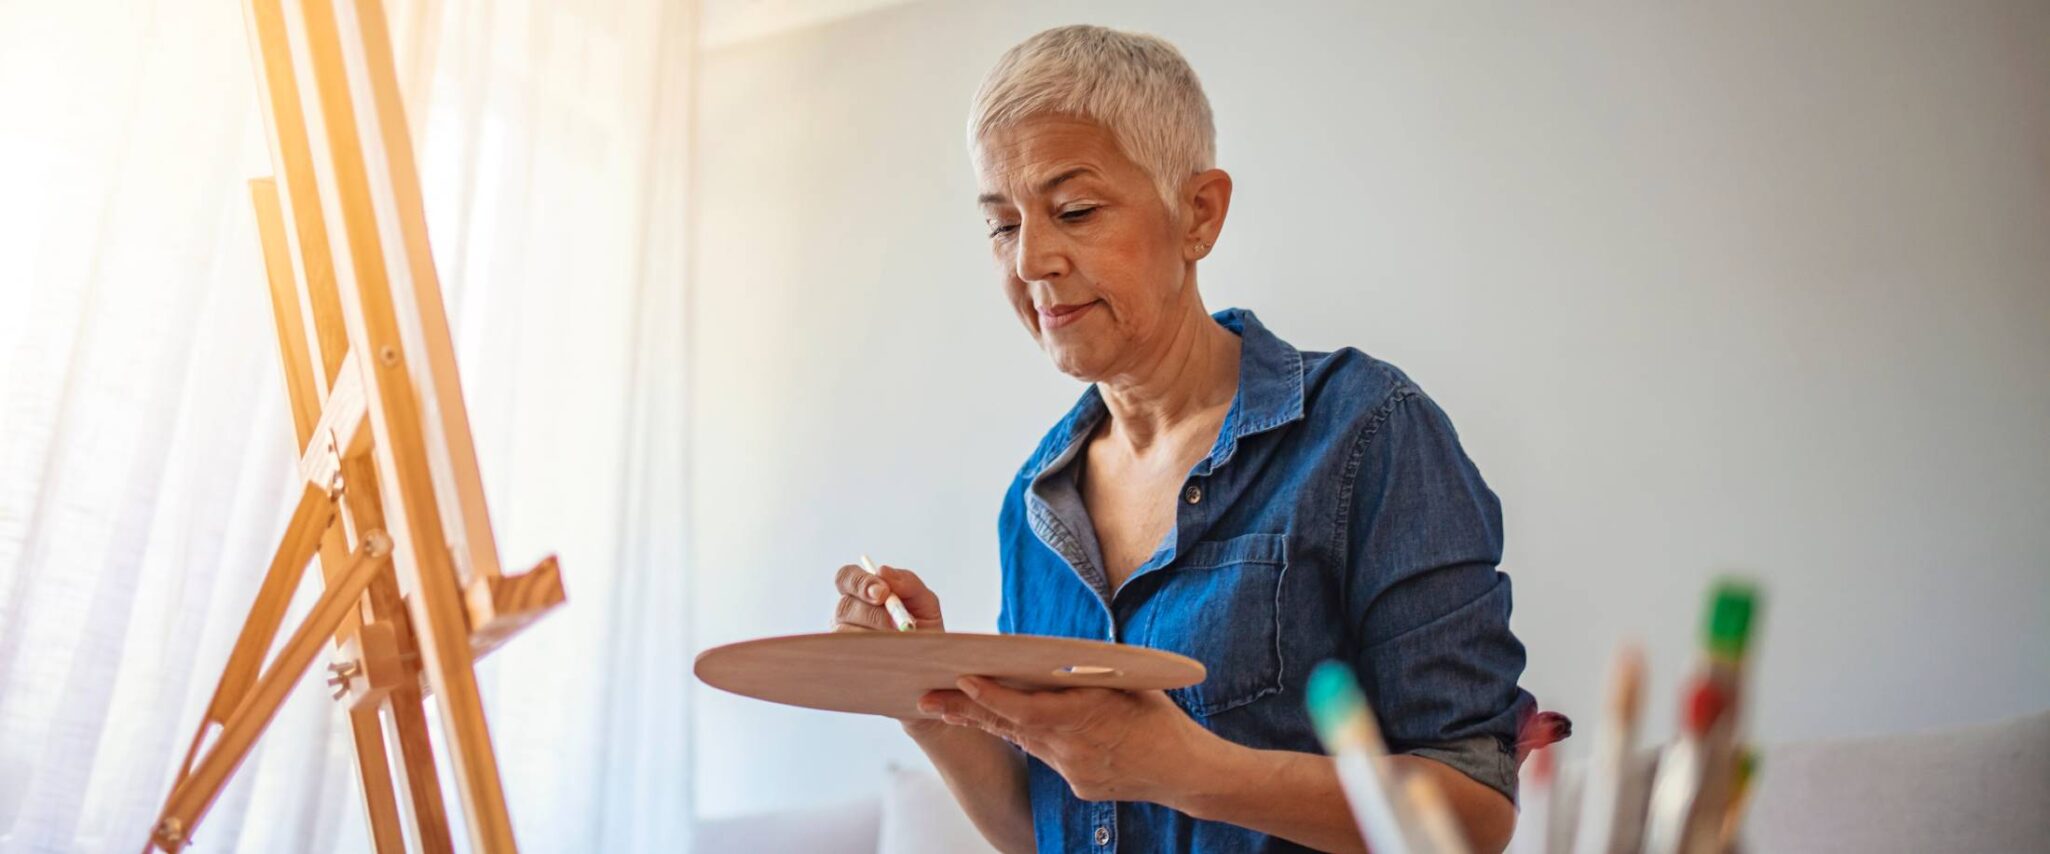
[918,676,1220,805]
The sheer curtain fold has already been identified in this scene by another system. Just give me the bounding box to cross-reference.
[0,0,695,851]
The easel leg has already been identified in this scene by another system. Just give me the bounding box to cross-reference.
[286,0,523,841]
[258,174,418,854]
[387,684,457,853]
[340,443,458,853]
[347,706,409,853]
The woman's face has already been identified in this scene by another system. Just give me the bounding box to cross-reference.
[974,116,1193,382]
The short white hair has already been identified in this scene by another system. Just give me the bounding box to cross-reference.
[969,25,1216,211]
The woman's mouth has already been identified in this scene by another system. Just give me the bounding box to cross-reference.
[1037,300,1100,331]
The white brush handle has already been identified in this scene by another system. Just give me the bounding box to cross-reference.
[859,555,916,632]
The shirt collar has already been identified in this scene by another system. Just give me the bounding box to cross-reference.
[1023,307,1306,481]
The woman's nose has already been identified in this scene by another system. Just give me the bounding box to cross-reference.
[1013,219,1071,283]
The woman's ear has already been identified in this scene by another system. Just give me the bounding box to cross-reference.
[1183,168,1234,260]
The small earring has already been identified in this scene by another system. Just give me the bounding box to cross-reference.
[1194,241,1210,254]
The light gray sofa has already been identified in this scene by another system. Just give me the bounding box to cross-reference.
[692,797,881,854]
[692,709,2050,852]
[1743,708,2050,851]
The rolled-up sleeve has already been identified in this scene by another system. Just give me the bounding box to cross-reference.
[1340,387,1534,803]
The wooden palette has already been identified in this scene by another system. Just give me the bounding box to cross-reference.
[693,632,1207,719]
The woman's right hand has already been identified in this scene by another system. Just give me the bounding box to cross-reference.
[831,562,949,732]
[831,561,947,634]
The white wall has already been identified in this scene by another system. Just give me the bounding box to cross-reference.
[688,0,2050,818]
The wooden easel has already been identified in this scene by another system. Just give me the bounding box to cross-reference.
[146,0,565,850]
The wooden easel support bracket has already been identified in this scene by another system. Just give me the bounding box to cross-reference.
[298,351,370,496]
[327,616,407,710]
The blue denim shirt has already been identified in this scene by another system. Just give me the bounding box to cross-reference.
[997,308,1534,853]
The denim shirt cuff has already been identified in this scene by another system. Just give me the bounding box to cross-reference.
[1398,734,1520,806]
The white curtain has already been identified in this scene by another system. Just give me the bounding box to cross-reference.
[0,0,696,851]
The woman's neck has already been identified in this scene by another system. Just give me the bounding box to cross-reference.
[1095,300,1241,457]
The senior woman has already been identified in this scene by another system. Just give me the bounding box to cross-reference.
[830,25,1535,854]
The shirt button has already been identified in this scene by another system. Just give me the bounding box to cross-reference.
[1183,484,1202,504]
[1094,826,1111,846]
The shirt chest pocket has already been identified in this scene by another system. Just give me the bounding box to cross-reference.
[1136,532,1288,718]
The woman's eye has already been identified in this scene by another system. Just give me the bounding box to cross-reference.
[1058,206,1098,222]
[987,223,1019,238]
